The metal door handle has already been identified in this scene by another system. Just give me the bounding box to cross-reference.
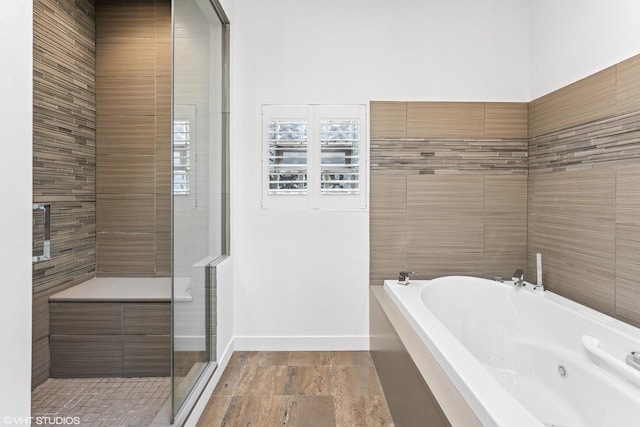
[32,203,51,263]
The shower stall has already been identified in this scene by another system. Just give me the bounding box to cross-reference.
[31,0,229,424]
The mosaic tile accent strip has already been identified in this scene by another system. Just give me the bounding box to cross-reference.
[33,0,97,293]
[32,0,97,390]
[529,109,640,171]
[31,377,170,427]
[371,138,528,175]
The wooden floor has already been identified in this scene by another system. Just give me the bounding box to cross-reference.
[197,351,394,426]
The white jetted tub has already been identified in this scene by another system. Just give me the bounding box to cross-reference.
[384,276,640,427]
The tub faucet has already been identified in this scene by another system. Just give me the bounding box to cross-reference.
[398,271,416,285]
[512,269,524,286]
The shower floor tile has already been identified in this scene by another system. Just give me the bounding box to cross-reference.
[31,377,171,427]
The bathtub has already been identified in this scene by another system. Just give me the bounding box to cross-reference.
[384,276,640,427]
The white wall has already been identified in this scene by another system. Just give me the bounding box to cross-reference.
[530,0,640,99]
[231,0,530,349]
[0,0,33,419]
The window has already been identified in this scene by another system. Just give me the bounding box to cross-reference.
[320,119,360,195]
[262,105,367,210]
[267,119,308,194]
[173,105,197,196]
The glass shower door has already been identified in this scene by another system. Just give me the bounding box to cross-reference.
[171,0,229,421]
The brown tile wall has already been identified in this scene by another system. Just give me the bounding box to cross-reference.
[49,301,171,378]
[370,102,528,285]
[527,53,640,327]
[32,0,171,389]
[32,0,97,389]
[371,53,640,328]
[95,0,171,277]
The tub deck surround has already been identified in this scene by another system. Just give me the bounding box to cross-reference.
[384,276,640,427]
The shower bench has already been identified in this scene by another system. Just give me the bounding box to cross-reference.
[48,277,191,378]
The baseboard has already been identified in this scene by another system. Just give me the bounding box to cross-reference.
[182,338,235,427]
[233,335,369,351]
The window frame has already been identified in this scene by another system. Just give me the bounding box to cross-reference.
[261,104,368,210]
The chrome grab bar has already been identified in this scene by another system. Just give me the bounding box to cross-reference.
[582,335,640,389]
[626,351,640,372]
[32,203,51,263]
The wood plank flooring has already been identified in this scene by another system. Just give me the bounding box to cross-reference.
[197,351,394,426]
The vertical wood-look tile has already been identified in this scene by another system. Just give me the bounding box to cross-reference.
[96,0,156,39]
[96,76,156,116]
[32,337,50,390]
[370,211,407,285]
[123,335,171,377]
[96,0,171,277]
[370,174,407,284]
[123,302,170,335]
[50,335,123,378]
[616,164,640,225]
[96,232,156,275]
[528,169,616,314]
[616,53,640,114]
[96,39,156,77]
[405,175,485,278]
[96,115,156,156]
[484,102,528,138]
[484,176,527,279]
[529,169,616,220]
[96,154,156,194]
[529,67,616,137]
[615,224,640,326]
[407,102,485,138]
[155,232,171,276]
[49,302,122,335]
[96,193,156,233]
[370,101,406,138]
[615,165,640,327]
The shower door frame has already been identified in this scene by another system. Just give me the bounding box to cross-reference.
[170,0,230,424]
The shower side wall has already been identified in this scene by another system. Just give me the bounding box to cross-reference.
[32,0,97,389]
